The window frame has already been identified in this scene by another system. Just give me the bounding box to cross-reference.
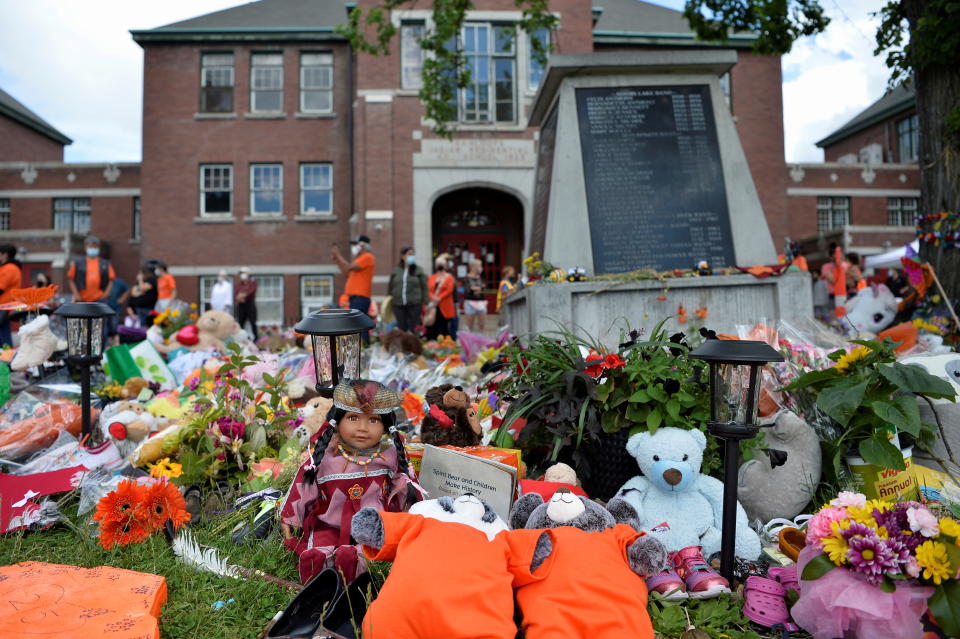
[299,52,333,113]
[53,197,92,234]
[250,52,284,113]
[300,274,335,316]
[299,163,333,216]
[132,196,141,240]
[400,21,427,90]
[816,196,851,232]
[527,27,549,92]
[200,52,235,113]
[897,114,919,163]
[451,22,518,124]
[0,198,9,231]
[199,164,233,217]
[887,197,918,227]
[249,163,284,217]
[252,274,284,327]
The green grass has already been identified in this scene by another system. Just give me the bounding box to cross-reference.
[0,505,300,639]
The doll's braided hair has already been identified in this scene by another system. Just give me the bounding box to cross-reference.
[302,406,410,485]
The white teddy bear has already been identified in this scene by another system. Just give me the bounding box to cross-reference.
[616,426,761,560]
[11,315,66,371]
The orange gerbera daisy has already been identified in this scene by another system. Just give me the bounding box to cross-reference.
[93,479,148,524]
[144,480,191,530]
[98,515,152,549]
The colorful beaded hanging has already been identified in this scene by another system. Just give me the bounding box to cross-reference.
[337,442,384,466]
[916,211,960,248]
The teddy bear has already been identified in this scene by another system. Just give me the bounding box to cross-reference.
[351,494,555,639]
[737,410,822,524]
[617,426,761,560]
[120,376,151,400]
[293,395,333,445]
[11,315,65,371]
[420,384,482,447]
[509,488,667,639]
[154,310,239,355]
[99,400,159,459]
[382,327,424,357]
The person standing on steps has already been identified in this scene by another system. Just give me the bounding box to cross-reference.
[235,266,258,341]
[388,246,427,333]
[333,234,375,345]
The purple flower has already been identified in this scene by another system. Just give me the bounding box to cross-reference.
[840,521,874,541]
[189,377,201,391]
[193,403,205,413]
[874,505,924,551]
[220,419,245,440]
[847,535,898,584]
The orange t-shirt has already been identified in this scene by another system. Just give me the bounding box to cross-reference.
[362,513,554,639]
[516,524,654,639]
[344,251,375,298]
[67,258,116,302]
[427,272,455,319]
[0,262,22,304]
[157,273,176,300]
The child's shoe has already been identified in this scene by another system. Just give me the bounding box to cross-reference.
[673,545,730,599]
[646,561,688,601]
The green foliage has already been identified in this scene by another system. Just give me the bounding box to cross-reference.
[929,579,960,639]
[648,596,764,638]
[337,0,558,138]
[683,0,830,54]
[875,0,960,86]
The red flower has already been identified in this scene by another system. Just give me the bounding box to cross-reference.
[677,305,688,324]
[603,353,626,369]
[656,295,667,302]
[695,307,708,319]
[584,353,605,377]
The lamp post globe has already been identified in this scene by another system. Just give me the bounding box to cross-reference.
[294,308,375,397]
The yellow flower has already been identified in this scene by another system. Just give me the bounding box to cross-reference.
[153,309,170,326]
[912,318,942,335]
[939,518,960,539]
[847,499,890,526]
[834,345,872,374]
[190,303,198,310]
[171,310,181,318]
[916,540,952,585]
[148,458,183,479]
[821,527,851,565]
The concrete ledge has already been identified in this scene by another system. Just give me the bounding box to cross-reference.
[294,215,337,222]
[244,112,287,119]
[501,272,813,346]
[193,216,236,224]
[194,113,237,120]
[294,112,336,119]
[244,215,287,223]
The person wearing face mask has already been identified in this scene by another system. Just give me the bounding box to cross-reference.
[496,265,522,312]
[129,266,158,326]
[67,236,115,304]
[153,262,177,312]
[387,247,427,333]
[210,270,233,314]
[425,255,455,341]
[332,235,376,344]
[235,266,258,341]
[0,244,22,347]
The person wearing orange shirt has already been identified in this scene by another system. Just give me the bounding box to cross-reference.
[0,244,22,347]
[67,236,116,304]
[154,262,177,312]
[332,234,375,344]
[426,256,455,341]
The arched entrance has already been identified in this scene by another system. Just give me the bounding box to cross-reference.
[432,187,524,310]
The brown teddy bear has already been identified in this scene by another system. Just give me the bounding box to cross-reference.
[120,376,151,400]
[420,384,482,448]
[382,327,423,357]
[293,395,334,445]
[155,310,239,354]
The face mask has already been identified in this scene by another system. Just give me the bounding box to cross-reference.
[351,245,361,257]
[86,248,99,257]
[240,273,249,280]
[405,255,416,266]
[436,265,444,272]
[508,275,518,283]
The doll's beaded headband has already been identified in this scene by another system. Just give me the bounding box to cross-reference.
[332,379,401,415]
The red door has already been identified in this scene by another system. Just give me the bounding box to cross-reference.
[437,234,504,311]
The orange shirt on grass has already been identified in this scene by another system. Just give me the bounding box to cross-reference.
[344,251,375,298]
[0,263,21,304]
[516,524,655,639]
[157,273,176,299]
[67,258,115,302]
[361,512,555,639]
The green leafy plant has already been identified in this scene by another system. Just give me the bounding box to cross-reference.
[648,596,763,639]
[783,338,957,482]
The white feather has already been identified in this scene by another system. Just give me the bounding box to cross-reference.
[171,529,242,579]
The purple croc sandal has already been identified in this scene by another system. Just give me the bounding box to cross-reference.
[743,576,799,632]
[646,562,688,602]
[673,546,730,600]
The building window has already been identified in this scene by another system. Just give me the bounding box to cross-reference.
[132,196,141,240]
[401,22,426,90]
[897,114,918,162]
[300,164,332,216]
[300,274,335,316]
[451,23,517,123]
[816,196,850,231]
[198,274,234,312]
[251,52,283,112]
[200,164,233,216]
[527,28,549,91]
[250,164,283,216]
[200,52,234,113]
[53,198,91,234]
[0,199,9,231]
[300,52,333,113]
[887,197,918,226]
[253,274,284,326]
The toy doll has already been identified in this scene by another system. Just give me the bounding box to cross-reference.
[279,379,420,583]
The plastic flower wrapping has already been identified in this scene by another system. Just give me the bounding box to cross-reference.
[793,492,960,639]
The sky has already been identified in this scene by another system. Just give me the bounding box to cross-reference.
[0,0,894,163]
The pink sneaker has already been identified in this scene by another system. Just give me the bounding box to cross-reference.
[646,561,688,601]
[672,546,730,599]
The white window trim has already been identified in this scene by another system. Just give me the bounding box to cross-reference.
[400,21,427,90]
[300,274,336,316]
[299,163,333,216]
[199,164,233,217]
[200,53,235,114]
[0,198,9,231]
[252,274,284,326]
[300,52,334,114]
[250,52,284,114]
[250,163,284,217]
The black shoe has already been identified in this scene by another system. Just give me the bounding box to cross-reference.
[232,500,277,544]
[266,568,344,639]
[321,572,375,639]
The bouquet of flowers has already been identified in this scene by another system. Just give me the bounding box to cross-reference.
[92,479,190,549]
[794,491,960,638]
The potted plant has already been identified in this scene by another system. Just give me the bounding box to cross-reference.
[783,338,956,499]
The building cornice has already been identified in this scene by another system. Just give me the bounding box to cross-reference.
[0,161,140,170]
[131,27,346,45]
[815,96,915,148]
[0,102,72,146]
[592,30,757,48]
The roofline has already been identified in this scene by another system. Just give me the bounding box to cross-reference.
[131,27,346,44]
[592,30,758,48]
[815,93,916,148]
[0,102,72,146]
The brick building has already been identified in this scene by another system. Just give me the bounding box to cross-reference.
[786,85,920,267]
[2,0,792,327]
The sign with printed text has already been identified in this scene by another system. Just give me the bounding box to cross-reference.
[418,445,518,522]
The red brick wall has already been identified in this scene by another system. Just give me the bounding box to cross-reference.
[0,117,65,162]
[822,108,916,163]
